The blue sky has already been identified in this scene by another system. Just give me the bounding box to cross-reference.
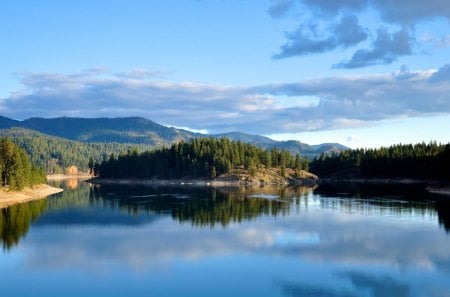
[1,0,449,148]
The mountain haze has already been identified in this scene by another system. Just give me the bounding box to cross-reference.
[0,116,348,157]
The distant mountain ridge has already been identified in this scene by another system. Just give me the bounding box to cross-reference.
[0,115,348,158]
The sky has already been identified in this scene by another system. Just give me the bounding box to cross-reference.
[0,0,449,148]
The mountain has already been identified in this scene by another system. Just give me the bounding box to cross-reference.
[214,132,347,158]
[0,115,348,158]
[0,116,199,146]
[0,115,19,128]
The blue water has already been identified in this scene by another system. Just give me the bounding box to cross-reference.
[1,180,449,297]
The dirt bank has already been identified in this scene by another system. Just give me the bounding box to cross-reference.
[0,184,63,209]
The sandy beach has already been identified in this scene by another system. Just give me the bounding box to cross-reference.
[0,184,63,209]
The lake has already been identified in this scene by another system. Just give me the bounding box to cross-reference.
[1,179,450,297]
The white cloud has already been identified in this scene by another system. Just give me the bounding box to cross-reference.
[1,66,450,134]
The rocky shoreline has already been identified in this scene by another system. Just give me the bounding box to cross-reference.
[88,168,319,187]
[88,175,318,187]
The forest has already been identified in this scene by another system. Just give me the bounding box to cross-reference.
[310,142,450,180]
[95,137,309,179]
[1,128,153,173]
[0,138,46,190]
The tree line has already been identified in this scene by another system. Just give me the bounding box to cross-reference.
[0,138,46,190]
[310,142,450,179]
[94,137,309,179]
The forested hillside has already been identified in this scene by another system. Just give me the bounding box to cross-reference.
[0,128,153,173]
[310,142,450,180]
[0,116,198,146]
[96,138,309,179]
[0,138,46,190]
[0,116,347,158]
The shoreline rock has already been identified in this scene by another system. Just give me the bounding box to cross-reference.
[88,176,318,187]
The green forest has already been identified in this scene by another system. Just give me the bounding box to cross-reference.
[310,142,450,180]
[0,138,46,190]
[95,137,309,179]
[1,128,153,173]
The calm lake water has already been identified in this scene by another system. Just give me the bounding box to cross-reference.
[1,179,450,297]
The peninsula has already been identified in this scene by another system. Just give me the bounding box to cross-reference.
[0,137,62,208]
[90,137,317,186]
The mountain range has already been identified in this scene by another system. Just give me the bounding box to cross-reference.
[0,115,348,158]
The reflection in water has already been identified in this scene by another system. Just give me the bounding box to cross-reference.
[89,184,314,227]
[436,200,450,232]
[315,182,450,233]
[66,178,79,189]
[277,271,410,297]
[1,179,450,297]
[1,180,450,250]
[0,199,47,250]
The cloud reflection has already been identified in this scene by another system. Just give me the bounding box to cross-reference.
[20,200,450,278]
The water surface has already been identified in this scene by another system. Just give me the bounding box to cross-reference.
[1,180,449,297]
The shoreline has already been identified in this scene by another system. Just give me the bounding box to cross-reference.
[319,177,442,185]
[0,184,63,209]
[88,177,318,187]
[47,174,92,180]
[319,177,450,196]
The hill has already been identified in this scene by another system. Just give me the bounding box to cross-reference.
[0,116,199,146]
[0,127,154,173]
[215,132,346,158]
[0,116,347,157]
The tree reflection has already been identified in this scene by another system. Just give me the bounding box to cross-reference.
[2,180,449,251]
[89,185,312,227]
[436,200,450,232]
[0,199,48,250]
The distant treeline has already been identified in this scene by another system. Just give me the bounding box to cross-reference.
[0,138,46,190]
[95,138,308,178]
[310,142,450,179]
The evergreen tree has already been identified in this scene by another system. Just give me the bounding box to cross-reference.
[310,142,450,180]
[0,138,45,190]
[96,137,304,179]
